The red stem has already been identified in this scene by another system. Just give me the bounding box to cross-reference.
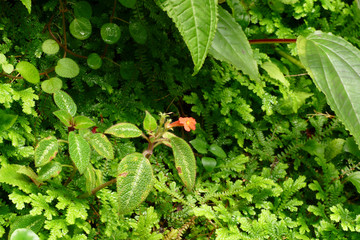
[249,39,296,44]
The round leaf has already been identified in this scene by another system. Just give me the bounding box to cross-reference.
[201,157,217,172]
[10,228,40,240]
[3,63,14,74]
[70,17,92,40]
[119,0,136,9]
[53,90,77,116]
[16,61,40,84]
[100,23,121,44]
[42,39,59,55]
[87,53,102,70]
[55,58,80,78]
[41,77,62,94]
[105,123,142,138]
[129,22,147,44]
[73,1,92,19]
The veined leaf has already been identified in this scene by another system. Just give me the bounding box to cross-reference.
[83,164,103,193]
[143,111,157,132]
[163,132,196,190]
[0,109,18,131]
[16,165,41,186]
[117,153,153,215]
[53,90,77,117]
[55,58,80,78]
[73,115,95,129]
[159,0,218,75]
[209,7,259,81]
[89,133,114,159]
[37,161,62,181]
[53,110,72,127]
[10,228,39,240]
[68,131,90,174]
[41,77,62,93]
[35,136,58,167]
[297,31,360,146]
[105,123,142,138]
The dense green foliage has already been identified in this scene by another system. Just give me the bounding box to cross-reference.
[1,0,360,239]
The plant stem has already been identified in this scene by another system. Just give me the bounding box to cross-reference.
[275,48,305,69]
[78,178,117,199]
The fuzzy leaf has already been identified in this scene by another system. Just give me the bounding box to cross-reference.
[53,90,77,116]
[53,110,72,127]
[73,116,95,129]
[163,132,196,190]
[89,133,114,159]
[38,161,62,181]
[42,39,59,55]
[298,31,360,146]
[35,137,58,167]
[105,123,142,138]
[209,7,259,81]
[117,153,153,215]
[159,0,217,74]
[16,61,40,84]
[55,58,80,78]
[83,164,102,193]
[41,77,62,93]
[143,111,157,132]
[68,131,90,174]
[10,228,39,240]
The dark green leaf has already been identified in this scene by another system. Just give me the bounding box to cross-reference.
[100,23,121,44]
[119,0,136,8]
[87,53,102,70]
[201,157,216,171]
[73,1,92,19]
[0,109,18,131]
[190,137,209,154]
[209,144,227,158]
[129,22,147,44]
[346,172,360,193]
[69,18,92,40]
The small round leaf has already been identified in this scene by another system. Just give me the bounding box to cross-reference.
[100,23,121,44]
[41,77,62,93]
[42,39,60,55]
[2,63,14,74]
[129,22,147,44]
[55,58,79,78]
[69,17,92,40]
[87,53,102,70]
[16,61,40,84]
[10,228,40,240]
[74,1,92,19]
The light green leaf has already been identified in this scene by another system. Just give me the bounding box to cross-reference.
[297,31,360,146]
[163,132,196,190]
[53,110,72,127]
[160,0,217,75]
[117,152,153,215]
[10,228,39,240]
[105,123,142,138]
[53,90,77,116]
[83,164,103,193]
[42,39,60,55]
[9,215,45,239]
[209,7,259,81]
[190,137,209,154]
[20,0,32,14]
[73,116,95,129]
[346,172,360,193]
[35,136,58,167]
[3,63,14,74]
[38,161,62,181]
[68,131,90,174]
[143,111,157,132]
[89,133,114,159]
[41,77,62,94]
[55,58,80,78]
[325,138,345,161]
[261,61,289,88]
[0,53,6,64]
[16,61,40,84]
[16,165,41,186]
[69,18,92,40]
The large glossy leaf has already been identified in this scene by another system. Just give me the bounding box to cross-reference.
[89,133,114,159]
[158,0,217,75]
[35,136,58,167]
[163,132,196,190]
[297,31,360,146]
[209,7,259,81]
[117,152,153,215]
[105,123,142,138]
[68,131,90,174]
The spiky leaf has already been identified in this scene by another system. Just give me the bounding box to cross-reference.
[117,153,153,215]
[163,132,196,190]
[105,123,142,138]
[68,131,90,174]
[89,133,114,159]
[53,90,77,116]
[35,137,58,167]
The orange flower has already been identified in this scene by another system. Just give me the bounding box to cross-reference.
[168,117,196,132]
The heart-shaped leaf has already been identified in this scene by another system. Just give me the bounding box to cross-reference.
[68,131,90,174]
[35,136,58,167]
[16,61,40,84]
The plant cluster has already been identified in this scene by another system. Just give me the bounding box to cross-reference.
[1,0,360,239]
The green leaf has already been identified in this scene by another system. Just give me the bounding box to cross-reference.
[3,63,14,74]
[190,137,209,154]
[346,172,360,193]
[325,138,345,160]
[42,39,59,55]
[16,61,40,84]
[297,31,360,146]
[20,0,31,14]
[0,53,6,64]
[87,53,102,70]
[16,166,41,186]
[100,23,121,44]
[105,123,142,138]
[89,133,114,159]
[55,58,80,78]
[117,153,153,215]
[119,0,136,8]
[209,6,259,81]
[68,131,91,174]
[41,77,62,94]
[53,90,77,116]
[163,132,196,190]
[69,18,92,40]
[73,1,92,19]
[209,144,227,158]
[201,157,216,171]
[0,109,17,131]
[10,228,39,240]
[143,111,157,132]
[83,164,103,193]
[9,215,45,238]
[129,22,147,44]
[261,61,289,88]
[159,0,217,75]
[53,110,72,127]
[344,137,360,157]
[73,116,95,129]
[35,136,58,167]
[38,161,62,181]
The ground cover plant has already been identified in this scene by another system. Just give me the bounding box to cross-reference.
[1,0,360,239]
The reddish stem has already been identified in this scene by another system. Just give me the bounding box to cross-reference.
[249,39,296,44]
